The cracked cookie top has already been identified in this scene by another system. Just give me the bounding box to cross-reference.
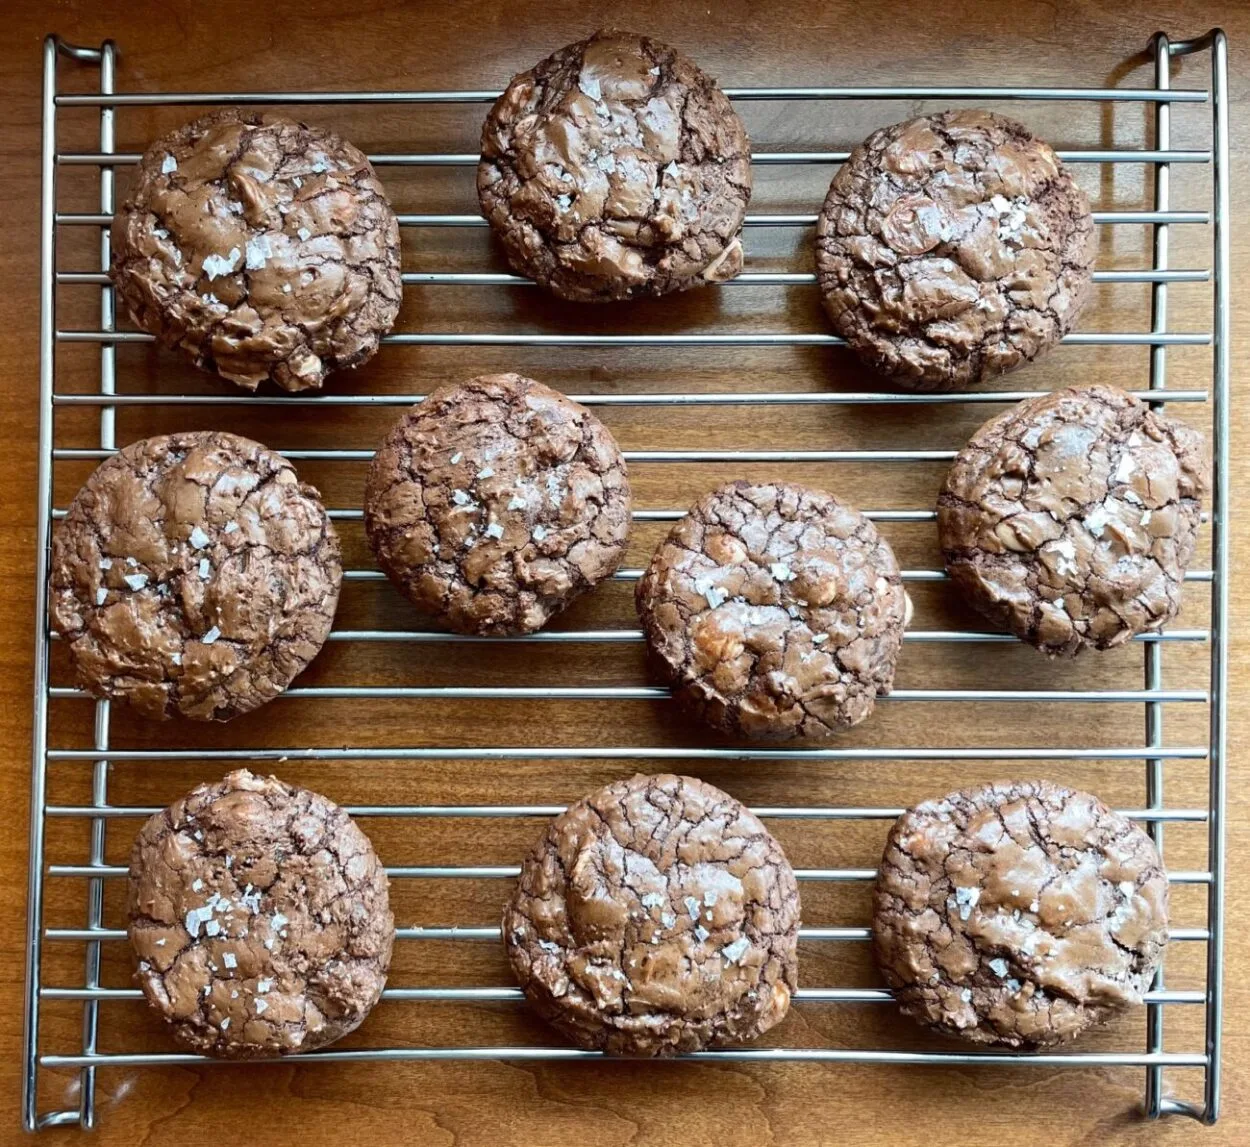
[815,110,1096,391]
[364,373,631,635]
[110,111,402,392]
[503,773,800,1056]
[477,29,752,302]
[49,431,342,721]
[938,384,1208,655]
[873,779,1168,1048]
[636,481,909,741]
[127,770,393,1058]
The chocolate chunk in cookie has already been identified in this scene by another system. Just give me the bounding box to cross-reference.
[636,481,909,741]
[873,780,1169,1048]
[128,770,394,1058]
[364,373,631,635]
[938,384,1208,655]
[816,110,1096,391]
[111,111,402,391]
[478,29,751,302]
[50,431,341,721]
[504,773,800,1056]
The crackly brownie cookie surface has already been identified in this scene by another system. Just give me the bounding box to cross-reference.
[364,374,631,635]
[816,110,1096,390]
[636,481,908,741]
[111,111,402,390]
[478,29,751,301]
[504,773,799,1055]
[128,770,393,1058]
[50,431,341,720]
[938,384,1208,655]
[873,779,1169,1048]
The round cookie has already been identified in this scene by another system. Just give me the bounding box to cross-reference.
[110,110,402,391]
[815,109,1096,391]
[938,384,1208,655]
[478,29,751,302]
[127,769,394,1058]
[636,481,908,741]
[364,373,631,635]
[873,779,1169,1048]
[49,431,341,721]
[503,773,800,1056]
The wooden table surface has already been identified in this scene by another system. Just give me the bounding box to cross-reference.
[0,1,1247,1143]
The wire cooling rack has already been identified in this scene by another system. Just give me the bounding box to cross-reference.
[24,28,1229,1133]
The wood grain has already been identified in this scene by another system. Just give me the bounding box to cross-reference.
[0,1,1247,1143]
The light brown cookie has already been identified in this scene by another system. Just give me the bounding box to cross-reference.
[478,29,751,301]
[364,373,631,635]
[873,779,1169,1048]
[503,773,800,1055]
[111,110,402,391]
[938,384,1208,655]
[636,481,909,741]
[127,770,394,1058]
[49,431,341,721]
[816,110,1096,391]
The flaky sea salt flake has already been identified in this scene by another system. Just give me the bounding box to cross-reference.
[244,235,272,270]
[201,248,241,280]
[954,886,981,921]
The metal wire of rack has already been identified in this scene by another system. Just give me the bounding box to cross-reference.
[23,27,1230,1132]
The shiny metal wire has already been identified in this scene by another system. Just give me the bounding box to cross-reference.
[24,30,1230,1130]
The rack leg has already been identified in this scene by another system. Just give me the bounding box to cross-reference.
[1142,29,1171,1122]
[23,34,61,1134]
[1192,26,1229,1127]
[77,38,118,1132]
[1158,25,1229,1126]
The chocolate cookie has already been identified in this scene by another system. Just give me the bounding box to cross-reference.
[636,481,909,741]
[504,773,800,1056]
[478,29,751,302]
[873,780,1169,1048]
[815,110,1096,391]
[938,385,1208,655]
[49,431,341,721]
[364,373,631,635]
[111,110,402,391]
[128,770,393,1058]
